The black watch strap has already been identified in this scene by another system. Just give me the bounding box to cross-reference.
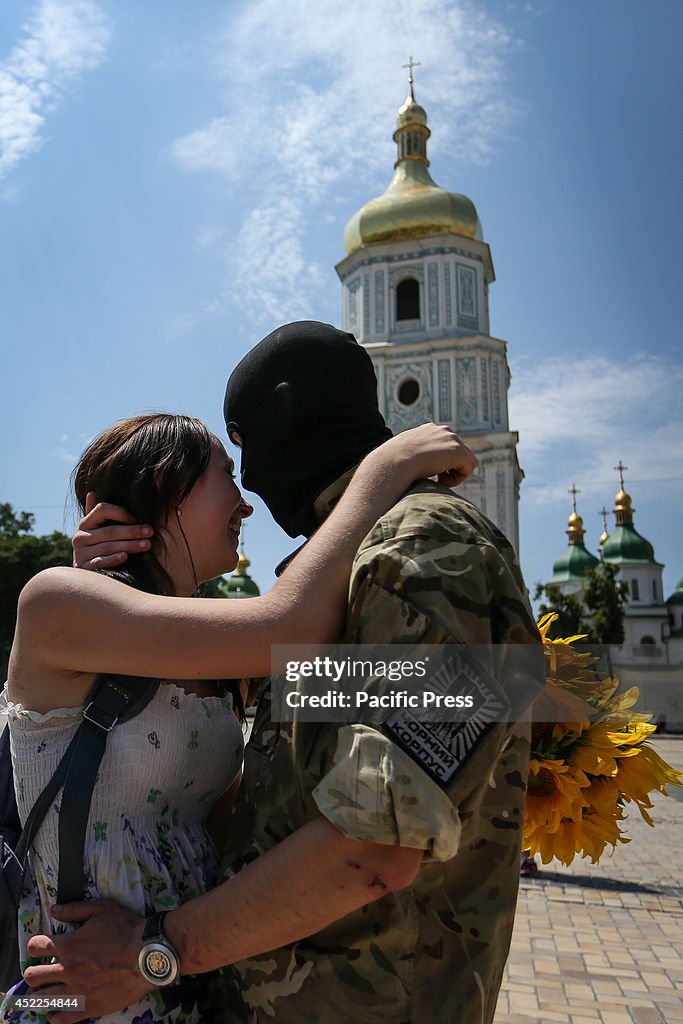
[142,910,168,944]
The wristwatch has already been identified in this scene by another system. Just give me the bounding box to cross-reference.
[138,911,180,986]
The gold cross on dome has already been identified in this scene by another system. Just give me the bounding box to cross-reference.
[614,461,628,488]
[569,483,580,513]
[599,506,609,529]
[402,56,421,97]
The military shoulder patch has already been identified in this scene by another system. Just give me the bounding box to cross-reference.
[381,649,511,787]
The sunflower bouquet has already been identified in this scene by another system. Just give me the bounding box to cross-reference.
[523,613,682,866]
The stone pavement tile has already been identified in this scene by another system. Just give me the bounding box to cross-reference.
[505,983,537,995]
[495,1016,565,1024]
[562,982,596,999]
[508,992,539,1011]
[534,957,562,973]
[538,986,565,1002]
[591,979,622,996]
[591,967,640,979]
[640,970,676,988]
[492,1016,539,1024]
[619,975,650,990]
[598,1013,633,1024]
[641,992,683,1008]
[630,1008,666,1023]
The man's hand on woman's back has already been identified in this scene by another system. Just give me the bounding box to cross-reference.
[72,491,153,570]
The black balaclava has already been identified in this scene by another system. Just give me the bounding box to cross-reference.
[224,321,392,538]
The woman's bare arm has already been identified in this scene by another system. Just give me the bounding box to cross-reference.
[16,425,475,683]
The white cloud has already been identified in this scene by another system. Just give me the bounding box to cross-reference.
[53,444,79,464]
[169,0,520,325]
[53,429,91,465]
[231,196,326,330]
[162,311,197,342]
[510,353,683,509]
[0,0,111,181]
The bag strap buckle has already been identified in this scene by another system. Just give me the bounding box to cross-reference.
[82,701,120,733]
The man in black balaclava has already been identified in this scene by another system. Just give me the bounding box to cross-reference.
[224,320,392,540]
[214,320,540,1024]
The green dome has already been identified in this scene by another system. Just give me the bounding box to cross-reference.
[225,574,260,598]
[550,543,599,583]
[602,524,655,565]
[666,577,683,606]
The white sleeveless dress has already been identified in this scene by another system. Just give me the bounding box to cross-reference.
[0,681,244,1024]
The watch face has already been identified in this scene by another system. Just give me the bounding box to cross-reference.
[146,949,173,980]
[139,942,179,986]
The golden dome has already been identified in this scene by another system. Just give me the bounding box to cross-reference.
[566,512,585,546]
[343,82,482,257]
[396,91,427,129]
[612,462,634,526]
[565,485,585,545]
[235,548,251,577]
[614,488,633,511]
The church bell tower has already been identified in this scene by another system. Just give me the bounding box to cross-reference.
[335,64,523,552]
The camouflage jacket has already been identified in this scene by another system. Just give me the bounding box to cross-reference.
[218,480,540,1024]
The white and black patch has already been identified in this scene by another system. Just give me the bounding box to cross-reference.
[382,650,510,786]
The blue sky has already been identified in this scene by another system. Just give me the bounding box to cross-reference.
[1,0,682,604]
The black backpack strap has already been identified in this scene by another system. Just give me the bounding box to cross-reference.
[56,675,159,904]
[6,729,79,900]
[0,725,20,848]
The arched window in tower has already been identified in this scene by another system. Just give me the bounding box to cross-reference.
[396,278,420,321]
[631,579,640,601]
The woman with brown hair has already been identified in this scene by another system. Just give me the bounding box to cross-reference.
[1,412,473,1024]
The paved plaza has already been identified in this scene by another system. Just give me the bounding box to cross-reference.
[495,734,683,1024]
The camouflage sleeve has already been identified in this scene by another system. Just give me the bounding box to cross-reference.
[344,493,538,649]
[313,492,540,860]
[312,723,462,861]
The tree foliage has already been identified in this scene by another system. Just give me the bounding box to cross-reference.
[534,562,628,648]
[534,582,588,638]
[0,503,72,663]
[583,561,629,646]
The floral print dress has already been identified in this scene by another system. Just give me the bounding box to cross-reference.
[0,681,244,1024]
